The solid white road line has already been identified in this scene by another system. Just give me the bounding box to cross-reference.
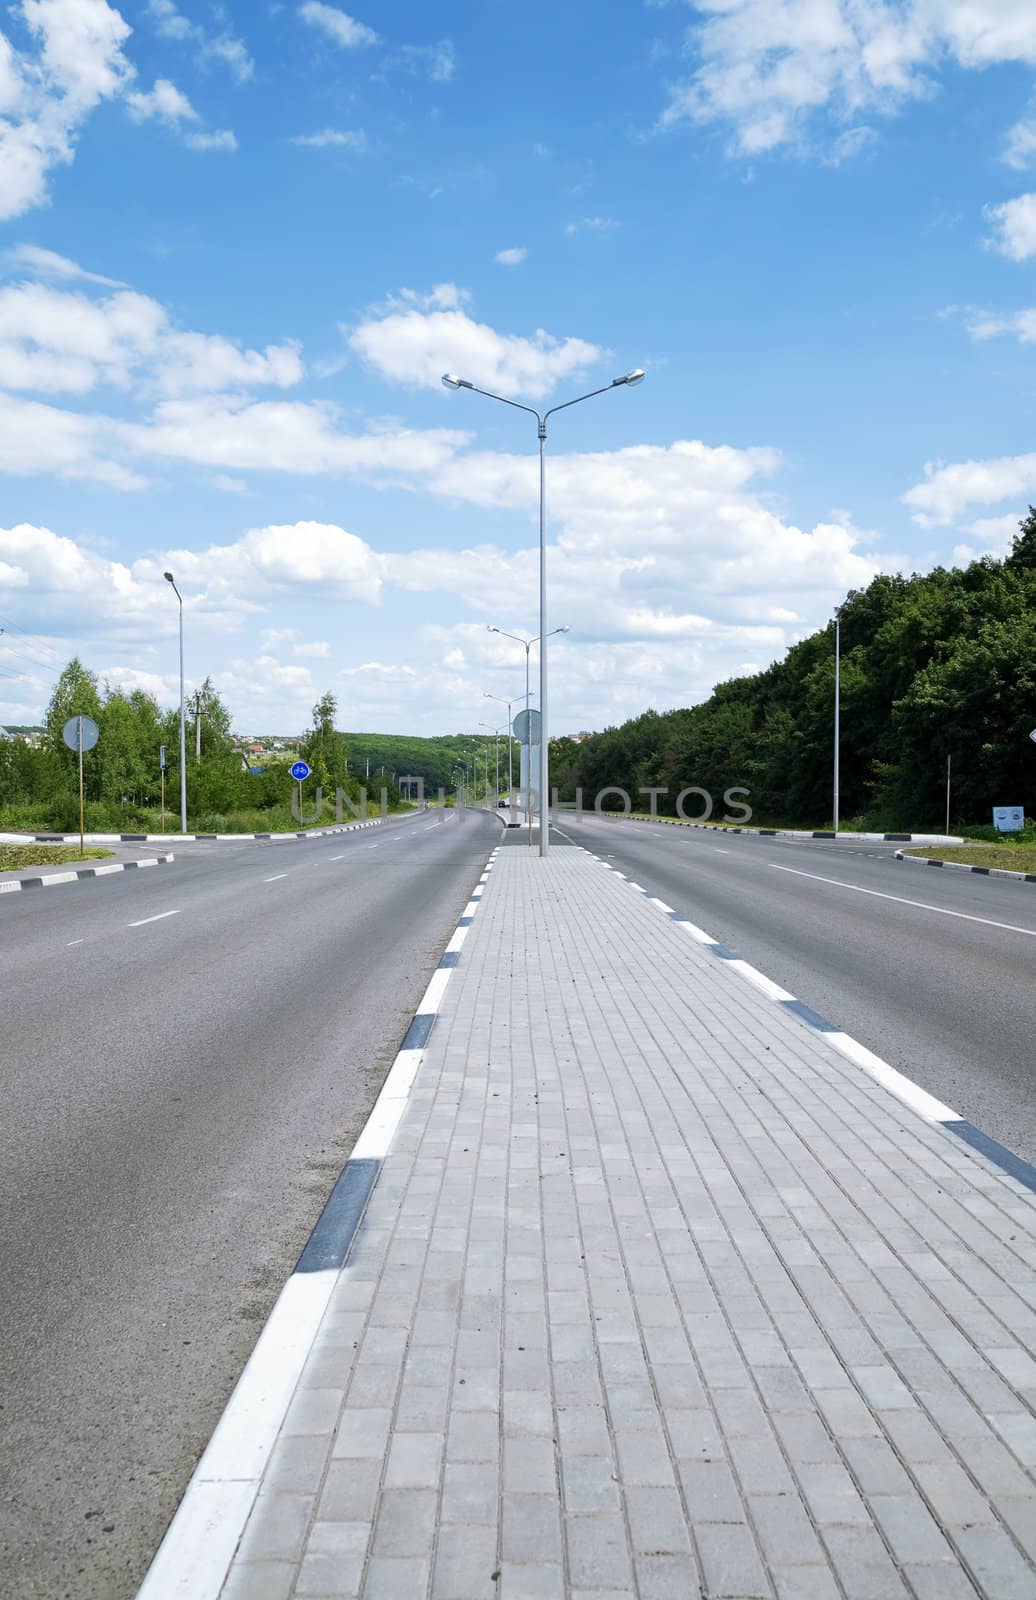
[67,939,84,947]
[770,864,1036,938]
[329,855,345,861]
[129,910,180,927]
[264,874,288,883]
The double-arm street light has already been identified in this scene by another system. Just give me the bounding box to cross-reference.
[445,367,645,855]
[483,689,526,796]
[163,571,187,833]
[486,625,567,841]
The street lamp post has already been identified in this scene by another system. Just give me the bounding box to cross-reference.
[484,690,525,797]
[445,367,644,855]
[163,571,187,833]
[833,608,841,836]
[487,625,566,843]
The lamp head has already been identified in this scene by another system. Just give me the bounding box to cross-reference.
[613,368,646,387]
[487,625,500,633]
[163,570,174,583]
[442,373,472,390]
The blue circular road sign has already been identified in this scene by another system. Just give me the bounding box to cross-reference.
[290,760,312,782]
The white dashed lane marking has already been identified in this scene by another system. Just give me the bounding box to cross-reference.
[264,874,288,883]
[128,910,181,927]
[770,864,1036,937]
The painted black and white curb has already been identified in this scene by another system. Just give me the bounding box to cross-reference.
[136,844,501,1600]
[0,854,175,895]
[587,849,1036,1201]
[0,816,411,848]
[598,815,963,845]
[896,848,1036,885]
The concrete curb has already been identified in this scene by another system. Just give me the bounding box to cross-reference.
[585,845,1036,1201]
[896,848,1036,884]
[0,816,416,847]
[594,814,964,845]
[0,854,175,895]
[136,842,502,1600]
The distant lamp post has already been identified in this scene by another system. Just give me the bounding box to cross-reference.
[487,625,567,843]
[479,721,502,795]
[484,689,526,796]
[833,607,841,836]
[445,367,644,855]
[164,571,187,833]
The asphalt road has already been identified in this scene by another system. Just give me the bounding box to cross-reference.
[0,808,499,1600]
[555,814,1036,1166]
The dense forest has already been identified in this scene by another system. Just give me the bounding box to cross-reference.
[551,511,1036,832]
[342,731,518,793]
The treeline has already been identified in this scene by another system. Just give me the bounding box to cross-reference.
[551,512,1036,830]
[343,730,518,793]
[0,668,405,833]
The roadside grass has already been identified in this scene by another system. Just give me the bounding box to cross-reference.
[905,844,1036,872]
[0,844,113,871]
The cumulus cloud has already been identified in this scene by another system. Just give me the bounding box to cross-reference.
[0,0,134,220]
[299,2,379,50]
[659,0,1036,159]
[985,193,1036,260]
[965,306,1036,343]
[495,247,527,266]
[903,451,1036,525]
[126,77,199,126]
[0,272,302,395]
[348,285,606,399]
[565,217,620,235]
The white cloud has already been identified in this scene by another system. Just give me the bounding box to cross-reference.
[965,306,1036,343]
[0,0,134,221]
[985,193,1036,260]
[145,0,254,83]
[1003,105,1036,169]
[299,2,379,49]
[660,0,1036,159]
[293,639,330,657]
[290,128,366,149]
[349,286,606,399]
[5,242,124,286]
[126,77,199,125]
[565,216,620,235]
[903,451,1036,524]
[0,274,302,395]
[184,128,237,152]
[495,247,527,266]
[381,40,455,82]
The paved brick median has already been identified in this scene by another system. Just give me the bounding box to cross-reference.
[223,849,1036,1600]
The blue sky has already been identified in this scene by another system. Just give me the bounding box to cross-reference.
[1,0,1036,735]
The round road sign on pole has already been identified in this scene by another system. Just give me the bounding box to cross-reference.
[62,715,99,752]
[512,709,542,743]
[289,760,312,782]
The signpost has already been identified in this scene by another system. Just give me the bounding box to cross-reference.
[160,744,167,832]
[993,805,1024,834]
[62,715,99,857]
[290,760,312,822]
[513,709,542,845]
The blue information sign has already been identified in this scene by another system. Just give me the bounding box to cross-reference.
[290,760,311,782]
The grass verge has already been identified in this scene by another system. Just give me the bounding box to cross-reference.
[905,845,1036,872]
[0,844,113,872]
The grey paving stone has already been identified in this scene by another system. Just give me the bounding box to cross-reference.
[693,1521,769,1598]
[218,852,1036,1600]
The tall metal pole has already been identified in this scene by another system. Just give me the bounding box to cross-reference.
[538,425,549,857]
[525,642,532,846]
[946,753,951,836]
[833,610,841,836]
[178,596,187,832]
